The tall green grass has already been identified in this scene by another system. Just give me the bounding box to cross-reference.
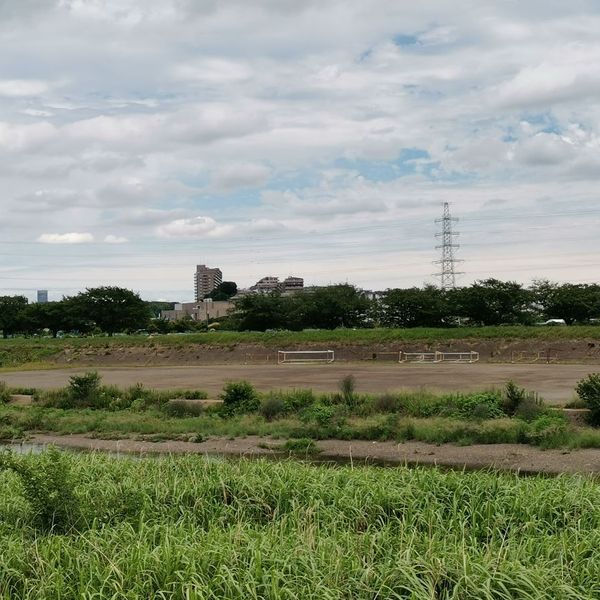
[1,451,600,598]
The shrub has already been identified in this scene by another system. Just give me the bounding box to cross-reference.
[575,373,600,425]
[162,400,205,418]
[281,389,316,413]
[68,372,103,408]
[526,414,569,448]
[338,375,356,408]
[220,381,260,416]
[35,388,69,408]
[502,380,526,416]
[445,392,504,420]
[260,395,286,421]
[300,403,337,427]
[0,446,81,532]
[373,393,401,414]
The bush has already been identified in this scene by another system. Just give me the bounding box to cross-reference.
[575,373,600,426]
[526,414,569,448]
[338,375,356,408]
[162,399,205,418]
[502,381,526,416]
[280,389,316,413]
[68,372,103,408]
[372,393,402,414]
[0,446,81,532]
[260,395,286,421]
[445,392,504,420]
[220,381,260,416]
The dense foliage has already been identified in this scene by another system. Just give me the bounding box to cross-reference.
[231,279,600,331]
[1,452,600,598]
[2,279,600,336]
[0,286,150,337]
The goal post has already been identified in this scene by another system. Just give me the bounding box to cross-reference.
[277,350,335,364]
[400,351,479,364]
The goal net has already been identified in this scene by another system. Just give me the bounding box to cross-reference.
[400,351,479,364]
[277,350,335,364]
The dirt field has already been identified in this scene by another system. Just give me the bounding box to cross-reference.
[2,362,597,405]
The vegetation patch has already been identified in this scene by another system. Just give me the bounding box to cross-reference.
[0,451,600,597]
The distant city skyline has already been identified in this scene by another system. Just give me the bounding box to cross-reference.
[1,1,599,301]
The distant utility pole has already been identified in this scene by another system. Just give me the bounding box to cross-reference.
[434,202,463,289]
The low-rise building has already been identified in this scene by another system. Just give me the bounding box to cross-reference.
[161,299,234,322]
[249,275,304,294]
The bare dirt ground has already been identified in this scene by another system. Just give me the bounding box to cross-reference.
[2,362,596,405]
[24,434,600,475]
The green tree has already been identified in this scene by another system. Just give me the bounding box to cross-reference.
[207,281,238,301]
[0,295,28,338]
[302,285,371,329]
[21,302,63,337]
[449,279,533,326]
[71,287,150,335]
[539,283,600,325]
[234,292,285,331]
[377,286,449,328]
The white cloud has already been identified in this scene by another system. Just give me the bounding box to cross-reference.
[212,162,271,190]
[1,1,600,297]
[0,79,50,97]
[156,216,234,238]
[37,232,94,244]
[104,234,128,243]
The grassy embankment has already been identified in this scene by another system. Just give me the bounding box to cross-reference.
[0,325,599,369]
[1,450,600,598]
[1,376,599,449]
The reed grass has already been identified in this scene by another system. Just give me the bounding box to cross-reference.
[1,451,600,598]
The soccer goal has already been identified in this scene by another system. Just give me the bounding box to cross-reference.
[277,350,335,364]
[438,351,479,363]
[400,352,442,363]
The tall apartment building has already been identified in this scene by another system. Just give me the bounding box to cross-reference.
[37,290,48,303]
[194,264,222,300]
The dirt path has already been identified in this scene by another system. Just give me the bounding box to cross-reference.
[2,363,597,405]
[23,434,600,475]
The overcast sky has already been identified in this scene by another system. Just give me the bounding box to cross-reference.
[1,0,599,301]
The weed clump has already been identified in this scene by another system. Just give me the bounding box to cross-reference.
[162,400,205,418]
[220,381,260,416]
[0,446,81,532]
[576,373,600,425]
[281,438,319,454]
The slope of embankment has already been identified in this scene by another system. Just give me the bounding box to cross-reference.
[1,326,600,369]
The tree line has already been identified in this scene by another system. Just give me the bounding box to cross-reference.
[230,279,600,331]
[1,279,599,337]
[0,287,150,338]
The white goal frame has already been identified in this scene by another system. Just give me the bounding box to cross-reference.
[400,351,479,364]
[400,351,442,363]
[277,350,335,364]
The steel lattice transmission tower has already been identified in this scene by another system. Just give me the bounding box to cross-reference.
[434,202,463,289]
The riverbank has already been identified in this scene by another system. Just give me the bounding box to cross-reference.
[13,433,600,475]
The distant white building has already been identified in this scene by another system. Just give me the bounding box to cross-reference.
[249,275,304,294]
[37,290,48,303]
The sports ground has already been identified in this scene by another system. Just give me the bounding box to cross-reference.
[2,362,596,406]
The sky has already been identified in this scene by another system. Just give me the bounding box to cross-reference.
[1,0,599,301]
